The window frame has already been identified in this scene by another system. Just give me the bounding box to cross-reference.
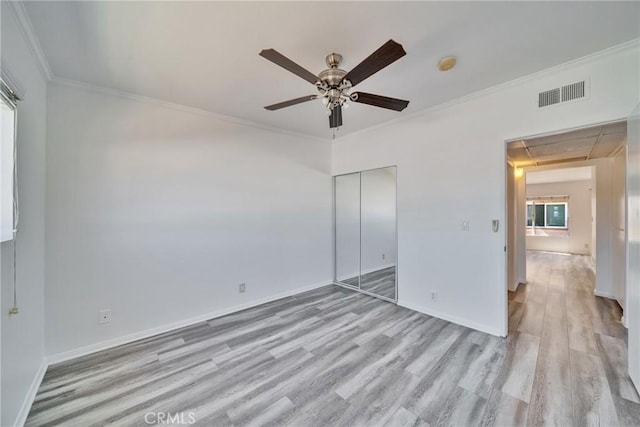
[526,200,569,230]
[1,79,19,242]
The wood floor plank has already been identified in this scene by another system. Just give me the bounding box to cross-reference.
[517,302,545,337]
[499,332,540,403]
[527,285,548,305]
[384,407,428,427]
[527,346,572,425]
[403,331,482,423]
[458,335,507,398]
[526,293,573,426]
[334,368,421,426]
[571,349,619,426]
[404,323,464,377]
[611,394,640,427]
[597,334,640,404]
[567,309,599,355]
[434,386,486,427]
[508,301,525,333]
[480,388,528,427]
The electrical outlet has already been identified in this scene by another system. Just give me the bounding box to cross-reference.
[239,283,246,293]
[382,253,386,260]
[431,292,437,302]
[98,309,112,324]
[584,243,589,249]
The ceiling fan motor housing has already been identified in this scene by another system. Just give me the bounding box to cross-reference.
[318,68,347,88]
[260,39,409,129]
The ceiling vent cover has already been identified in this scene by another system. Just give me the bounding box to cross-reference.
[562,81,585,102]
[538,79,588,108]
[538,88,560,108]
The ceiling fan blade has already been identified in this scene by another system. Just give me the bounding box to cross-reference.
[343,40,406,87]
[264,95,318,111]
[329,105,343,128]
[351,92,409,111]
[259,49,319,85]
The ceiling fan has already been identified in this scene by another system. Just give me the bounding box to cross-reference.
[259,39,410,129]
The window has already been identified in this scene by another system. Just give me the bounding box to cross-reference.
[1,79,19,242]
[526,198,568,229]
[526,203,547,227]
[546,203,567,227]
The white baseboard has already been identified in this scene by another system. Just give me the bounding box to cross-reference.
[594,289,617,300]
[397,300,505,337]
[14,358,48,427]
[509,281,521,292]
[47,280,332,365]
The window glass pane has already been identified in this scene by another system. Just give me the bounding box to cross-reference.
[534,204,545,227]
[1,98,16,242]
[546,204,566,227]
[526,204,533,226]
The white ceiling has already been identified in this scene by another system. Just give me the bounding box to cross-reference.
[526,166,593,185]
[23,1,640,139]
[508,121,627,167]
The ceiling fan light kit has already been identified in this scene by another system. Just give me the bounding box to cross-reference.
[438,56,457,71]
[260,39,410,130]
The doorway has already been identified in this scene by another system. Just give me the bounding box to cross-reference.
[506,120,628,329]
[502,119,637,419]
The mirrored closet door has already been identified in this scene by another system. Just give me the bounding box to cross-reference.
[334,166,397,301]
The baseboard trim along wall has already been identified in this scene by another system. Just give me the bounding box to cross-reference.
[14,359,48,427]
[594,289,617,300]
[47,280,333,366]
[509,281,522,292]
[398,300,505,337]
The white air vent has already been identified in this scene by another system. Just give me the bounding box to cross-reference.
[539,88,560,107]
[538,79,588,108]
[562,81,585,102]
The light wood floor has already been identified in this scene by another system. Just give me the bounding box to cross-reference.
[26,252,640,426]
[509,251,639,425]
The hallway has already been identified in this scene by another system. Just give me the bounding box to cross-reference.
[509,251,640,425]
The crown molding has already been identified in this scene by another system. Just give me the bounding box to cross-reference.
[51,77,330,143]
[0,66,26,99]
[5,0,54,81]
[332,38,640,143]
[13,0,636,145]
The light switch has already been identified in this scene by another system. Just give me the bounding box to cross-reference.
[462,220,470,231]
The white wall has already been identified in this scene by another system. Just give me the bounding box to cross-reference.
[591,172,597,263]
[332,41,640,336]
[1,3,47,426]
[525,179,592,255]
[45,82,333,358]
[612,145,627,308]
[507,165,524,291]
[627,105,640,394]
[516,170,527,286]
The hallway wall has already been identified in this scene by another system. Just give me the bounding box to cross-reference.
[0,3,48,425]
[525,179,592,255]
[333,42,639,336]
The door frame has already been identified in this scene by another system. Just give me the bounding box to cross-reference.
[503,117,629,337]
